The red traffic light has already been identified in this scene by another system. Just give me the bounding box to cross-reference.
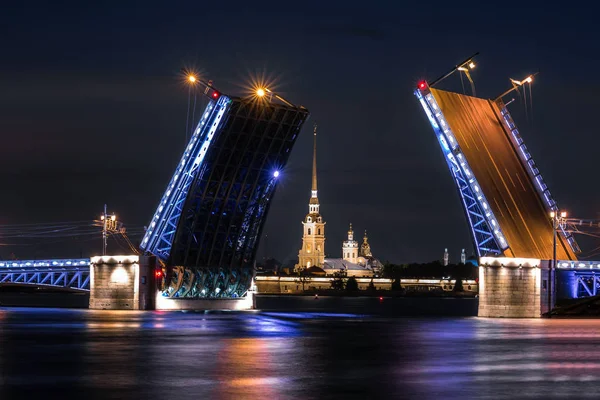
[155,270,163,278]
[212,91,219,99]
[418,81,427,90]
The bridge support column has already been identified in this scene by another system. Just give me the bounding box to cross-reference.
[478,257,553,318]
[89,255,156,310]
[556,269,578,299]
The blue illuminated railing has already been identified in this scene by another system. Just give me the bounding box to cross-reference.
[416,86,507,256]
[140,95,232,262]
[0,258,90,268]
[0,258,90,291]
[497,104,580,254]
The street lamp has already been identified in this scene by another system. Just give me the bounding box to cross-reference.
[100,204,117,256]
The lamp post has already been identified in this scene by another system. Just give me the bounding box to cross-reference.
[549,210,567,311]
[99,204,117,256]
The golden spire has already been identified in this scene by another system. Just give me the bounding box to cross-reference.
[309,124,319,206]
[312,124,318,195]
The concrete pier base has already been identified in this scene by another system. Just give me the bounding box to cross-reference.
[478,257,553,318]
[89,255,156,310]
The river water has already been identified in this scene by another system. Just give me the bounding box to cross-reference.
[1,308,599,399]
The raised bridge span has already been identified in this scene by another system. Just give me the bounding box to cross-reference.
[416,84,578,260]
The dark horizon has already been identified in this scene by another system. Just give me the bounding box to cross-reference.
[2,1,599,264]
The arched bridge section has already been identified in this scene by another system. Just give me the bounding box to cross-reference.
[415,84,578,260]
[140,83,310,299]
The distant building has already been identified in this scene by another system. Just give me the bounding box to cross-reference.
[342,224,359,264]
[443,248,449,266]
[297,125,326,271]
[295,126,381,277]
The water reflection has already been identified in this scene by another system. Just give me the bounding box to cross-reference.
[1,309,600,399]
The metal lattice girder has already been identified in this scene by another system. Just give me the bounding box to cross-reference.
[415,88,505,256]
[141,96,232,262]
[165,265,252,298]
[140,84,309,301]
[0,267,90,291]
[169,100,308,272]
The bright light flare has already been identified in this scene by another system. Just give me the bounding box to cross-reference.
[561,211,567,218]
[273,170,280,178]
[468,61,476,69]
[188,75,197,83]
[256,88,266,97]
[418,81,426,89]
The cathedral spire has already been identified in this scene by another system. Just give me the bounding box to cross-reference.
[311,124,318,199]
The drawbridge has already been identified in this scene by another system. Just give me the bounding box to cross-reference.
[415,66,579,260]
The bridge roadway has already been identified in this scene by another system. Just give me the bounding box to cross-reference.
[0,258,90,291]
[430,88,575,260]
[2,257,600,299]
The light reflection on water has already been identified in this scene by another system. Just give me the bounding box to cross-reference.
[1,308,600,399]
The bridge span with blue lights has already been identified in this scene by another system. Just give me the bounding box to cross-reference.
[2,257,600,299]
[0,258,91,291]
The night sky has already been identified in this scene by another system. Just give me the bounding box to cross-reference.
[2,1,599,264]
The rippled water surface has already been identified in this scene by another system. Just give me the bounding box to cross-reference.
[1,308,599,399]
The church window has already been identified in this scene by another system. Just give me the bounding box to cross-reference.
[307,217,311,222]
[318,228,321,235]
[308,228,312,235]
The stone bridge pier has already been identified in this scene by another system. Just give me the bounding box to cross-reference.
[89,255,156,310]
[478,257,553,318]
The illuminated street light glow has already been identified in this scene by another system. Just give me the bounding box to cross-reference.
[273,170,280,178]
[468,61,475,69]
[256,88,266,97]
[561,211,567,218]
[188,75,196,83]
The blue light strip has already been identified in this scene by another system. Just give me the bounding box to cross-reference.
[416,88,507,256]
[498,105,580,254]
[0,258,90,268]
[140,96,231,261]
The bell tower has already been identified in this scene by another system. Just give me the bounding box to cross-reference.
[359,230,373,258]
[297,124,326,269]
[342,223,359,264]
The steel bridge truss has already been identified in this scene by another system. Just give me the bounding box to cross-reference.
[165,265,252,298]
[575,274,600,298]
[0,267,90,291]
[141,93,231,262]
[415,87,507,256]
